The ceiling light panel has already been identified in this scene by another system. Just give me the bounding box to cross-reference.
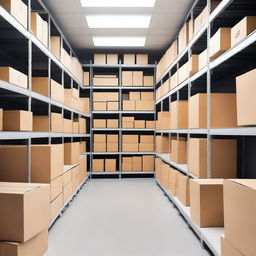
[81,0,156,7]
[93,37,146,47]
[86,15,151,28]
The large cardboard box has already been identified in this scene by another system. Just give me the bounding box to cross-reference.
[50,36,61,59]
[63,170,71,187]
[221,236,244,256]
[31,144,64,183]
[105,159,116,172]
[50,175,62,201]
[77,118,86,134]
[50,193,63,221]
[146,120,154,129]
[156,135,169,153]
[141,92,154,100]
[134,120,145,129]
[122,157,132,172]
[94,143,106,152]
[170,101,188,129]
[93,102,107,111]
[139,143,154,152]
[107,119,118,128]
[223,179,256,256]
[122,134,138,144]
[64,142,80,165]
[0,229,48,256]
[122,121,134,128]
[94,54,106,64]
[123,54,135,65]
[130,91,141,100]
[132,156,142,171]
[80,141,86,154]
[51,79,64,103]
[93,77,118,87]
[198,49,208,70]
[210,27,231,60]
[64,118,73,133]
[190,179,224,227]
[51,113,63,132]
[92,159,104,172]
[142,155,154,171]
[93,92,118,102]
[122,144,138,152]
[136,100,154,111]
[177,173,190,206]
[107,143,118,152]
[32,77,49,96]
[231,16,256,47]
[83,72,90,86]
[236,69,256,126]
[136,54,148,64]
[123,100,136,111]
[0,182,50,242]
[94,119,106,128]
[107,101,119,111]
[168,168,179,196]
[140,135,154,144]
[33,115,49,132]
[178,22,189,54]
[107,54,118,65]
[133,71,143,86]
[80,98,90,113]
[143,76,154,86]
[31,12,43,42]
[170,137,186,164]
[0,109,2,131]
[107,134,118,143]
[94,134,106,143]
[122,71,133,86]
[3,110,32,131]
[63,182,72,203]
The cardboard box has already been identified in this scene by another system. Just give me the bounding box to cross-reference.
[130,91,141,100]
[64,88,79,99]
[122,135,139,144]
[0,109,2,131]
[188,19,193,41]
[188,54,199,76]
[107,134,118,143]
[93,119,106,128]
[122,71,133,86]
[143,76,154,87]
[168,168,179,196]
[133,71,143,86]
[93,77,118,87]
[231,16,256,47]
[122,121,134,128]
[122,117,134,122]
[63,170,72,187]
[50,36,61,59]
[94,54,106,64]
[0,182,50,242]
[134,120,145,129]
[0,229,48,256]
[42,20,48,47]
[123,100,136,111]
[83,71,90,86]
[63,182,72,203]
[31,12,43,42]
[170,101,188,129]
[198,49,208,70]
[160,163,169,189]
[107,143,118,152]
[50,193,63,221]
[94,143,106,152]
[93,92,118,101]
[132,156,142,171]
[107,101,119,111]
[170,71,178,90]
[236,69,256,126]
[107,119,118,128]
[146,120,154,129]
[123,54,135,65]
[80,98,90,113]
[141,92,154,100]
[135,100,154,111]
[156,135,169,153]
[0,67,28,89]
[64,142,80,165]
[122,160,132,172]
[139,143,154,152]
[92,159,104,172]
[3,110,32,131]
[51,113,63,132]
[33,115,49,132]
[80,141,86,154]
[93,102,107,111]
[142,155,154,171]
[32,77,48,96]
[31,144,64,183]
[122,144,139,152]
[190,179,224,227]
[221,236,244,256]
[105,159,116,172]
[210,27,231,60]
[136,54,148,64]
[51,79,64,103]
[94,134,106,143]
[107,54,118,64]
[178,22,189,54]
[223,179,256,256]
[140,135,154,144]
[77,118,86,133]
[177,173,190,206]
[50,175,62,201]
[64,118,73,133]
[170,138,186,164]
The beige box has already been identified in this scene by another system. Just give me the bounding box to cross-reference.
[50,175,62,201]
[72,120,79,134]
[122,135,138,144]
[51,113,63,133]
[107,54,118,64]
[142,155,154,172]
[170,138,186,164]
[0,67,27,89]
[168,168,179,196]
[31,12,43,42]
[223,179,256,256]
[32,77,48,96]
[177,173,190,206]
[3,110,32,131]
[93,77,118,87]
[50,36,61,59]
[107,134,118,143]
[94,134,106,143]
[178,22,189,54]
[133,71,143,86]
[107,101,119,111]
[134,120,145,129]
[93,102,107,111]
[31,144,64,183]
[156,135,169,153]
[33,116,49,132]
[123,54,135,65]
[122,121,134,129]
[0,182,50,242]
[83,71,90,86]
[51,79,64,103]
[80,98,90,113]
[160,163,169,189]
[146,120,155,129]
[221,236,243,256]
[94,54,106,64]
[50,193,63,221]
[93,119,106,128]
[189,19,193,41]
[41,20,48,47]
[132,156,142,171]
[105,159,116,172]
[63,170,71,187]
[139,143,154,152]
[122,116,134,122]
[231,16,256,47]
[93,92,118,101]
[92,159,104,172]
[136,54,148,65]
[107,119,118,128]
[122,71,133,86]
[198,49,208,70]
[107,143,118,152]
[130,91,141,100]
[136,100,154,111]
[123,100,136,111]
[94,143,106,152]
[122,144,139,152]
[143,76,154,86]
[63,182,72,203]
[122,161,132,172]
[80,141,86,154]
[170,71,178,90]
[140,135,154,144]
[188,54,199,76]
[190,179,224,227]
[77,118,86,134]
[210,27,231,60]
[141,92,154,100]
[64,142,80,165]
[170,101,188,129]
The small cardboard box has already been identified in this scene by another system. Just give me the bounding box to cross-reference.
[221,236,243,256]
[33,115,49,132]
[51,113,63,133]
[122,71,133,86]
[83,71,90,86]
[146,121,155,129]
[107,101,119,111]
[93,77,118,87]
[122,144,139,152]
[122,117,134,122]
[51,80,64,103]
[142,155,154,171]
[122,161,132,172]
[32,77,49,96]
[168,168,179,196]
[143,76,154,86]
[140,135,154,144]
[178,22,189,54]
[93,92,118,101]
[80,98,90,113]
[64,118,73,133]
[107,134,118,143]
[92,159,104,172]
[170,137,186,164]
[0,182,50,242]
[190,179,224,227]
[50,175,63,201]
[160,163,169,189]
[107,119,119,128]
[133,71,143,86]
[64,142,80,165]
[93,102,107,111]
[122,121,134,128]
[63,170,71,187]
[3,110,32,131]
[94,134,106,143]
[132,156,142,171]
[134,120,145,129]
[130,91,141,100]
[50,36,61,59]
[123,54,135,65]
[94,119,106,128]
[107,143,118,152]
[94,54,106,64]
[105,159,116,172]
[141,92,154,100]
[156,135,169,153]
[107,54,118,65]
[170,101,188,129]
[123,100,136,111]
[177,173,190,206]
[122,135,138,144]
[77,118,86,134]
[50,193,63,221]
[198,49,208,70]
[80,141,86,154]
[94,143,106,152]
[136,54,148,64]
[31,12,43,42]
[135,100,154,111]
[139,143,154,152]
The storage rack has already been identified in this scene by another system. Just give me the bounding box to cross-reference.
[155,0,256,255]
[0,0,91,222]
[83,62,156,178]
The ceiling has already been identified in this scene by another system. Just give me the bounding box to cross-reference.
[41,0,194,60]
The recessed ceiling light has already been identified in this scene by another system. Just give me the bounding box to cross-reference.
[93,37,146,47]
[86,15,151,28]
[81,0,156,7]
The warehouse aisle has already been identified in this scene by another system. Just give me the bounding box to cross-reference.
[46,179,210,256]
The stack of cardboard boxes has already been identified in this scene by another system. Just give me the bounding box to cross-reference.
[156,111,171,130]
[122,116,154,129]
[122,71,154,87]
[122,135,154,152]
[94,134,118,153]
[93,74,118,87]
[122,155,154,172]
[92,158,117,172]
[123,91,154,111]
[93,119,119,128]
[93,92,119,111]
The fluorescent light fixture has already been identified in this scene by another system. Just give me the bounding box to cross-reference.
[93,37,146,47]
[81,0,156,7]
[86,15,151,28]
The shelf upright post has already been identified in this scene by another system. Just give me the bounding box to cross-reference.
[119,59,122,179]
[153,63,157,177]
[61,68,64,145]
[89,60,93,178]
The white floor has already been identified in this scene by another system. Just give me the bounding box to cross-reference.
[46,179,210,256]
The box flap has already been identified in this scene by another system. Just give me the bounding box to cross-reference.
[229,179,256,190]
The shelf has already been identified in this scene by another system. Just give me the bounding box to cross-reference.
[121,172,154,175]
[92,86,155,90]
[92,128,119,131]
[92,111,119,114]
[155,129,208,134]
[92,86,119,90]
[156,180,223,256]
[92,111,155,114]
[82,64,155,69]
[81,152,90,156]
[121,129,155,132]
[92,152,120,155]
[121,152,155,155]
[91,172,119,175]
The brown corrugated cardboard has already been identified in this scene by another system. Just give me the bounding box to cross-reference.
[31,12,43,42]
[77,118,86,133]
[0,182,50,242]
[210,27,231,60]
[136,54,148,64]
[107,119,118,128]
[140,135,154,144]
[178,22,189,54]
[93,119,106,128]
[122,144,139,152]
[31,144,64,182]
[94,54,106,64]
[3,110,32,131]
[188,19,193,41]
[107,143,118,152]
[107,54,118,64]
[50,175,62,201]
[107,101,119,111]
[80,97,90,113]
[141,92,154,100]
[170,101,188,129]
[51,113,63,132]
[188,54,199,76]
[146,121,155,129]
[83,72,90,86]
[160,163,169,189]
[93,77,118,86]
[50,36,61,59]
[135,100,154,111]
[134,120,145,129]
[32,77,49,96]
[50,193,63,221]
[0,229,48,256]
[142,155,154,171]
[73,121,79,134]
[123,54,135,65]
[63,182,72,203]
[93,92,118,101]
[133,71,143,86]
[139,143,154,152]
[132,156,142,171]
[63,170,71,187]
[93,102,107,111]
[107,134,118,143]
[80,141,86,154]
[143,76,154,86]
[122,71,133,86]
[156,135,169,153]
[122,121,134,129]
[33,115,49,132]
[170,71,178,90]
[64,118,73,133]
[105,159,116,172]
[94,134,106,143]
[123,100,136,111]
[92,159,104,172]
[177,173,190,206]
[0,109,2,131]
[170,137,186,164]
[94,143,106,152]
[64,142,80,165]
[231,16,256,47]
[221,236,244,256]
[122,159,132,171]
[198,49,207,70]
[223,179,256,256]
[236,69,256,126]
[168,168,179,196]
[51,79,64,103]
[130,91,141,100]
[122,135,139,144]
[122,117,134,122]
[190,179,224,227]
[42,20,48,47]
